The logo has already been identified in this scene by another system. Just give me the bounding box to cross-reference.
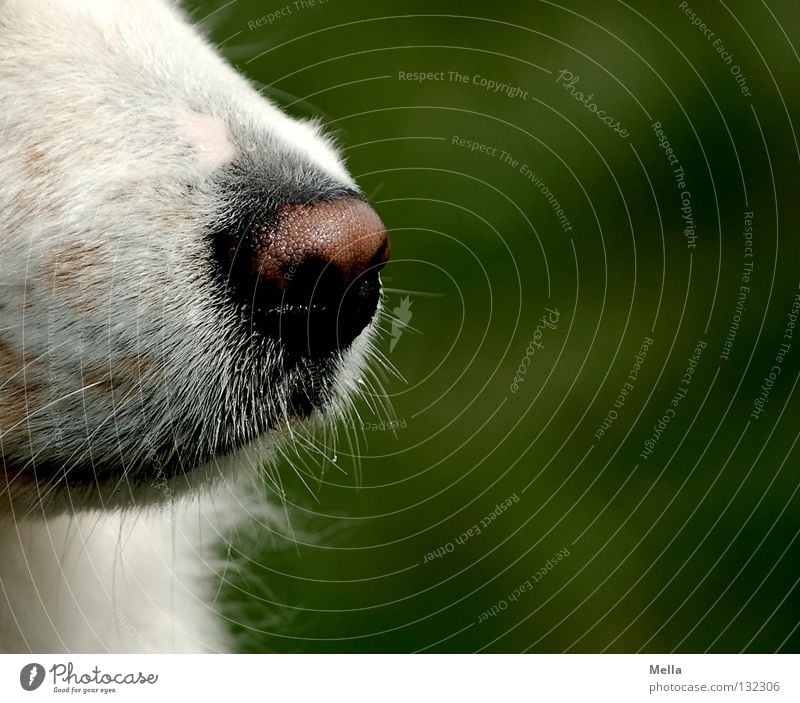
[389,296,414,352]
[20,663,45,692]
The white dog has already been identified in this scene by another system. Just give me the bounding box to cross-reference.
[0,0,389,652]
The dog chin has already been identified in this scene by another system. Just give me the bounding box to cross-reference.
[5,318,378,518]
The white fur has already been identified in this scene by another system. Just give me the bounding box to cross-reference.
[0,500,231,652]
[0,0,376,652]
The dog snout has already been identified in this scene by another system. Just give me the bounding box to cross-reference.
[219,196,390,357]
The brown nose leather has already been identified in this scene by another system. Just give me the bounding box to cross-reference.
[253,198,389,292]
[238,196,389,357]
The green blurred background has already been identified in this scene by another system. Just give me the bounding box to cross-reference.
[190,0,800,652]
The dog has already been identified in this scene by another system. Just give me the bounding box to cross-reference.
[0,0,389,652]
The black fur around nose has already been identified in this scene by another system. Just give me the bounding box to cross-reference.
[216,196,390,358]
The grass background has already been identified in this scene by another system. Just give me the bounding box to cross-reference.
[187,0,800,652]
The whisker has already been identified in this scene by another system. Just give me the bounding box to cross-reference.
[382,287,444,298]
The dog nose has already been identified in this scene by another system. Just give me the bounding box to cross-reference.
[237,197,389,357]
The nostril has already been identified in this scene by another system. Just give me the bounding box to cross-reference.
[215,195,390,358]
[273,258,348,320]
